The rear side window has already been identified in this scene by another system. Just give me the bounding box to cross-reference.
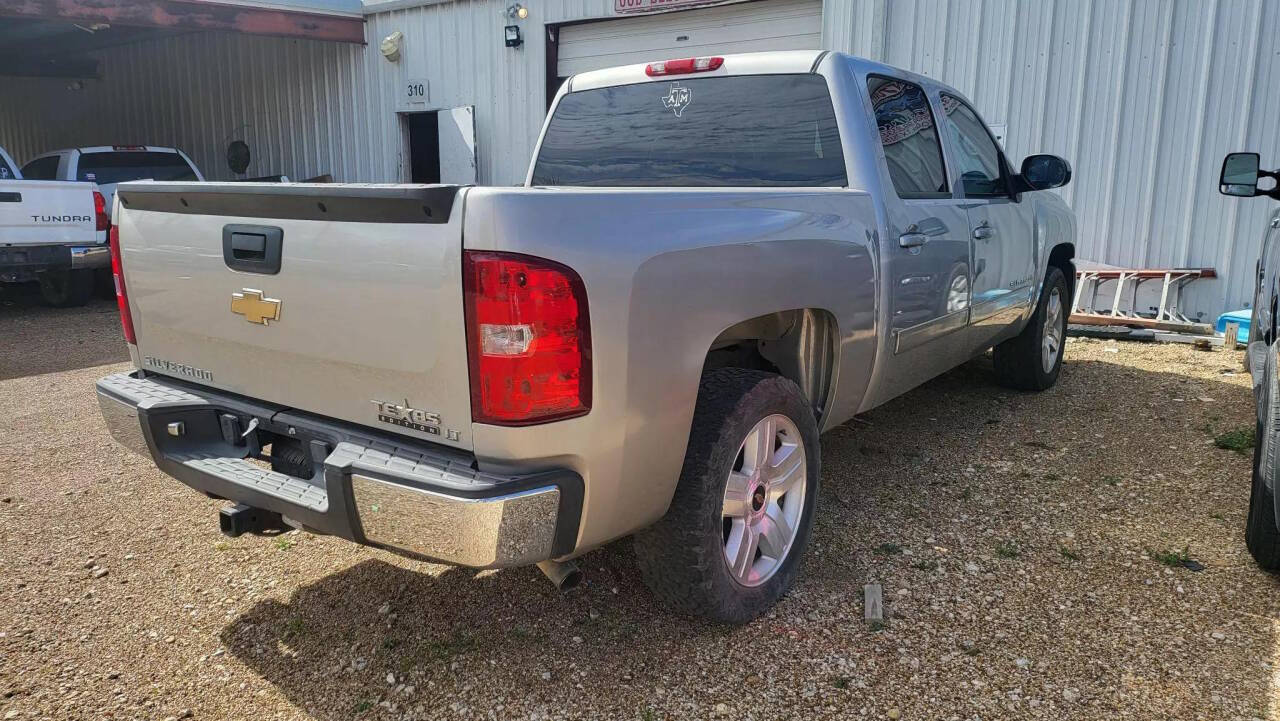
[866,76,948,198]
[77,151,198,184]
[21,156,59,180]
[531,74,846,187]
[939,94,1007,197]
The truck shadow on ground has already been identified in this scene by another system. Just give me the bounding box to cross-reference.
[0,282,126,380]
[221,348,1274,720]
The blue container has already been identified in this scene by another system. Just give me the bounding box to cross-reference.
[1216,309,1251,344]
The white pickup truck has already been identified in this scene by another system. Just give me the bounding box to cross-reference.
[0,145,110,306]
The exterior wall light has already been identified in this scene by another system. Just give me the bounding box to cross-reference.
[504,24,523,48]
[380,31,403,62]
[506,4,529,19]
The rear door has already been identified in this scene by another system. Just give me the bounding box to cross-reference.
[439,106,477,185]
[862,74,973,393]
[937,94,1036,348]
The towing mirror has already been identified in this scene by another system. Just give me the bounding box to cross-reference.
[1019,154,1071,191]
[1220,152,1261,197]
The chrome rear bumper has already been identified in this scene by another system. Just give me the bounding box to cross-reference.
[96,372,581,568]
[69,245,110,269]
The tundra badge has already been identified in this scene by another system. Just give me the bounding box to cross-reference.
[230,289,281,325]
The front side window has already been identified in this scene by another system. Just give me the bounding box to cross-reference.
[939,94,1007,197]
[531,74,846,187]
[21,156,59,180]
[866,75,949,199]
[77,151,198,184]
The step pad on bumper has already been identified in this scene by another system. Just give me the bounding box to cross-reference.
[95,371,584,567]
[175,454,329,512]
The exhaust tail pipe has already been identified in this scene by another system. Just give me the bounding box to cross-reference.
[537,559,582,591]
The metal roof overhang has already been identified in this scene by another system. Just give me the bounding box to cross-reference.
[0,0,365,78]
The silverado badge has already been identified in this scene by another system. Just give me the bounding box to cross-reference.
[230,289,281,325]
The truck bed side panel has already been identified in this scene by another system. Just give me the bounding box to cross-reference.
[462,187,878,551]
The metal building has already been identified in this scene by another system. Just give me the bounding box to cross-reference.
[1,0,1276,320]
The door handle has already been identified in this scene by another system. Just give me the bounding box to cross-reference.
[899,232,929,249]
[973,225,996,240]
[1271,217,1280,229]
[222,224,283,274]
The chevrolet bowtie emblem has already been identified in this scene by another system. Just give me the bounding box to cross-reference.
[230,289,281,325]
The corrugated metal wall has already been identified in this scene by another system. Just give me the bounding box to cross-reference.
[0,0,623,184]
[0,0,1274,319]
[0,33,370,183]
[824,0,1280,320]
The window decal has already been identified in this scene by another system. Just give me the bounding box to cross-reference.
[661,82,691,117]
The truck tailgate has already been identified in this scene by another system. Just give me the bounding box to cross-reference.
[115,182,475,450]
[0,179,100,245]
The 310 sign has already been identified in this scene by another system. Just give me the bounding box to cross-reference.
[405,78,428,104]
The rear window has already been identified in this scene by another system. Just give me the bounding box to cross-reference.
[77,151,198,184]
[21,156,58,180]
[0,155,14,180]
[531,74,846,187]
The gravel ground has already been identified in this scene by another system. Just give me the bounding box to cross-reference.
[1,292,1276,721]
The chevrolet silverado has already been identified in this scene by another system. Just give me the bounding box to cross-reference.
[96,51,1076,623]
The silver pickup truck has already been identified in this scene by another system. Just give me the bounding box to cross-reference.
[96,51,1076,623]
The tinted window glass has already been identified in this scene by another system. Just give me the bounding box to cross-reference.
[77,151,198,184]
[21,156,59,180]
[0,155,13,180]
[939,95,1005,196]
[866,76,948,198]
[531,74,846,187]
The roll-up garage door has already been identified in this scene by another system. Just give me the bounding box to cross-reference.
[556,0,822,77]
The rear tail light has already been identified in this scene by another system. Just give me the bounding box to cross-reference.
[109,225,136,344]
[645,56,723,76]
[463,251,591,425]
[92,191,109,231]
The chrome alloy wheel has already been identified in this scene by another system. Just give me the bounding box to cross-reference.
[1041,286,1065,374]
[721,414,806,587]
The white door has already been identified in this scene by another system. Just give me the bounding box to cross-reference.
[556,0,822,77]
[439,105,476,185]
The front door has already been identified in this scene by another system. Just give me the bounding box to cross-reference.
[937,94,1036,349]
[862,75,974,402]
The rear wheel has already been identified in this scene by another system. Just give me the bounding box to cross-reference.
[993,266,1068,391]
[1247,349,1280,569]
[634,369,819,624]
[37,269,94,308]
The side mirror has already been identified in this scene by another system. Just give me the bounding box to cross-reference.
[1019,154,1071,191]
[1221,152,1262,197]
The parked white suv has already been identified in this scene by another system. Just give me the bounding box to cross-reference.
[21,145,204,219]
